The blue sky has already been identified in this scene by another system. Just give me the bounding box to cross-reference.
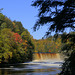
[0,0,49,39]
[0,0,72,39]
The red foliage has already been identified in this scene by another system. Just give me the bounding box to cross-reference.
[49,49,51,52]
[13,33,22,43]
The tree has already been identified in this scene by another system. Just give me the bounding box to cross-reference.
[0,13,5,31]
[13,21,25,34]
[0,28,28,64]
[33,36,62,53]
[60,32,75,75]
[0,13,35,64]
[0,28,14,63]
[32,0,75,74]
[21,30,35,61]
[32,0,75,35]
[13,33,22,44]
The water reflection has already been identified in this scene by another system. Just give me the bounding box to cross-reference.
[0,61,62,75]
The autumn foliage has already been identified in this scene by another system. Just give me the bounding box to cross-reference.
[13,33,22,43]
[0,13,34,64]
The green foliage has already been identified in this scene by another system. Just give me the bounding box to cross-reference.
[0,13,35,64]
[1,22,7,29]
[13,21,25,34]
[0,28,14,63]
[21,30,35,60]
[33,35,62,53]
[21,30,31,40]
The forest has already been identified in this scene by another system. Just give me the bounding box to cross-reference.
[0,12,75,65]
[0,13,35,64]
[0,12,65,64]
[33,34,62,53]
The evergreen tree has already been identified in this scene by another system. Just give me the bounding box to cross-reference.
[32,0,75,35]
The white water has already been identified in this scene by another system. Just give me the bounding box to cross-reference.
[0,53,64,75]
[32,53,63,67]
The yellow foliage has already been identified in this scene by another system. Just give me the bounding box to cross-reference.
[34,50,38,52]
[25,40,28,43]
[12,22,15,25]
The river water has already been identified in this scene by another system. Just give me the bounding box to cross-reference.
[0,60,63,75]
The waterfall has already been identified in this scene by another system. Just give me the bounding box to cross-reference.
[33,53,62,62]
[22,53,63,68]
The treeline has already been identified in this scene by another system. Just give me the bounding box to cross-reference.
[0,13,35,64]
[33,34,62,53]
[0,12,75,70]
[33,32,75,54]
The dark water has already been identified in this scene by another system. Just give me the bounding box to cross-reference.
[0,61,62,75]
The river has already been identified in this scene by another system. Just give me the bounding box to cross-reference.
[0,53,63,75]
